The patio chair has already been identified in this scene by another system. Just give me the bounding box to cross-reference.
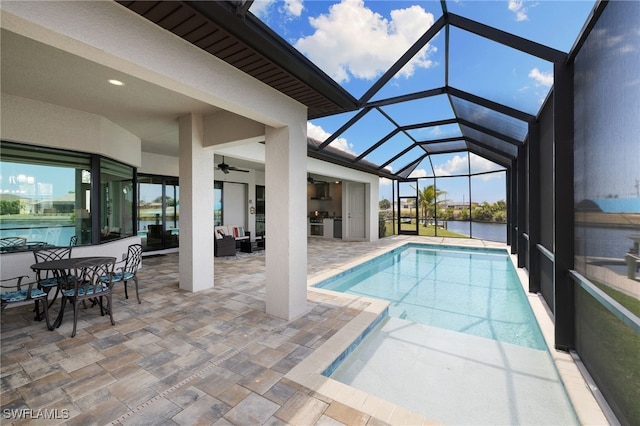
[106,243,142,303]
[60,257,116,338]
[0,237,27,252]
[215,235,236,257]
[32,246,73,319]
[1,275,52,330]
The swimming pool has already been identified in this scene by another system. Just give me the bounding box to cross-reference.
[317,243,546,350]
[313,243,579,424]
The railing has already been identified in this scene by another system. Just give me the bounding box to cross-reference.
[570,269,640,425]
[569,270,640,334]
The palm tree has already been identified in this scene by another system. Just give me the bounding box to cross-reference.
[415,184,446,227]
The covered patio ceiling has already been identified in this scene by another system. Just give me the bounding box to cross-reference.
[119,0,601,182]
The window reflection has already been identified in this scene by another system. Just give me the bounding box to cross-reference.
[0,142,92,249]
[100,158,134,242]
[573,0,640,307]
[138,175,179,251]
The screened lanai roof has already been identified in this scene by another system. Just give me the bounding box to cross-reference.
[119,0,600,180]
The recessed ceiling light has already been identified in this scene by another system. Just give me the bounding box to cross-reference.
[108,79,124,86]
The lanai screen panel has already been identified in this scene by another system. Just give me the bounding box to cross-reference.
[422,140,468,154]
[380,95,454,127]
[458,125,518,158]
[469,152,505,174]
[407,123,462,142]
[448,26,550,115]
[430,152,469,177]
[468,146,510,169]
[445,0,596,52]
[364,132,415,166]
[387,146,429,176]
[370,25,447,103]
[450,95,529,143]
[338,108,396,157]
[572,3,640,425]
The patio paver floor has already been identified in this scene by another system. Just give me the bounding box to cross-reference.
[0,236,602,425]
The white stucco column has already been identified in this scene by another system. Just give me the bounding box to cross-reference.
[178,113,214,291]
[265,125,308,320]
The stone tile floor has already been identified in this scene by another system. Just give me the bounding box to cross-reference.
[1,236,431,425]
[0,236,599,425]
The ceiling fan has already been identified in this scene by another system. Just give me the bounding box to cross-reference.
[217,156,250,174]
[307,174,327,184]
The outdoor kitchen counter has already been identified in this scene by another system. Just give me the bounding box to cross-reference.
[308,217,334,238]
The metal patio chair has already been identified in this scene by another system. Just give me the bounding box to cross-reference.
[1,275,52,330]
[107,243,143,303]
[32,246,73,319]
[60,257,116,338]
[0,237,27,253]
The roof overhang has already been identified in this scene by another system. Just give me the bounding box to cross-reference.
[117,1,358,119]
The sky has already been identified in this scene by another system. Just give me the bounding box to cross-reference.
[1,1,605,206]
[249,0,596,203]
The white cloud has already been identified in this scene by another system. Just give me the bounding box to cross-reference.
[470,155,503,180]
[406,155,502,180]
[529,67,553,87]
[250,0,302,19]
[307,122,356,155]
[294,0,436,83]
[408,168,428,178]
[249,0,276,19]
[430,126,444,136]
[508,0,529,22]
[285,0,304,17]
[433,154,468,176]
[379,177,392,186]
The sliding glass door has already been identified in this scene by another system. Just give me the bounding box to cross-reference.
[138,175,179,251]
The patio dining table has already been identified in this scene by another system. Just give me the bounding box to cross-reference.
[30,256,116,329]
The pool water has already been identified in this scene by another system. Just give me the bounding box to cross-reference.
[315,243,579,425]
[318,244,546,350]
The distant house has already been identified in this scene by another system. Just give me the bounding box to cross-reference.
[441,200,478,211]
[34,193,75,214]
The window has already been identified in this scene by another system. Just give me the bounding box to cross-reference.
[256,185,265,235]
[214,181,223,226]
[0,141,92,249]
[100,158,134,242]
[138,174,179,251]
[0,141,135,251]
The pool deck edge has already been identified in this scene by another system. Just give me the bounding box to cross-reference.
[302,237,609,425]
[510,253,610,426]
[288,287,442,425]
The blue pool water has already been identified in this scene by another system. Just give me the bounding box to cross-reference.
[317,243,546,350]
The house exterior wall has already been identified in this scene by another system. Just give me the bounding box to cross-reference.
[140,152,179,177]
[0,2,300,128]
[1,94,141,166]
[0,0,380,318]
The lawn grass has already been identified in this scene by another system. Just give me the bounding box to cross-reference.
[576,286,640,424]
[593,281,640,318]
[384,221,468,238]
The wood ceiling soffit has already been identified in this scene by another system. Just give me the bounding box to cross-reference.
[204,38,240,56]
[120,1,161,15]
[180,20,215,42]
[117,0,348,118]
[224,50,259,66]
[155,5,196,29]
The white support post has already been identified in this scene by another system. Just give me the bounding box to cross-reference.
[264,125,309,320]
[178,113,214,292]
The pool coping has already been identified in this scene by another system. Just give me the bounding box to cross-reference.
[509,253,610,425]
[287,237,608,425]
